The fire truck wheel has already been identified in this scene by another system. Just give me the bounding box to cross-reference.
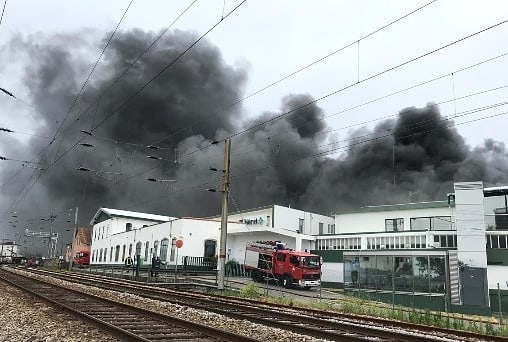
[283,275,292,289]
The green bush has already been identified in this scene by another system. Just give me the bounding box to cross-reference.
[240,282,260,298]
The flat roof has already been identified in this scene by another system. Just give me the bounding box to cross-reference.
[484,186,508,197]
[335,200,452,215]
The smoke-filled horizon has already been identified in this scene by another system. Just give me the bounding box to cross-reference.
[2,28,508,233]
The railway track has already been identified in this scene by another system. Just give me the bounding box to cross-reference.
[16,266,506,342]
[0,268,256,342]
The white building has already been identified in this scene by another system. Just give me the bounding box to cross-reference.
[0,241,20,263]
[90,205,333,267]
[89,182,508,314]
[315,181,508,315]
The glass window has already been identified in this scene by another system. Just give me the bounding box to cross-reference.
[170,238,177,261]
[329,224,335,234]
[376,255,393,291]
[385,218,404,232]
[128,244,133,257]
[110,247,113,262]
[99,248,103,262]
[413,256,429,293]
[136,241,142,258]
[299,218,304,231]
[144,241,149,261]
[153,240,159,257]
[277,253,286,262]
[344,256,360,289]
[394,257,412,291]
[160,238,169,262]
[359,256,377,290]
[431,216,453,230]
[122,245,126,261]
[429,256,446,294]
[410,217,430,231]
[126,223,132,232]
[266,215,271,227]
[500,235,507,249]
[115,245,120,262]
[319,222,324,235]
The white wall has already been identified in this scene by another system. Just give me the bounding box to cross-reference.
[334,206,454,234]
[487,265,508,290]
[455,182,488,268]
[274,205,333,235]
[321,262,343,283]
[227,207,273,228]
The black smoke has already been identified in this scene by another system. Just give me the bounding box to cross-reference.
[2,28,508,239]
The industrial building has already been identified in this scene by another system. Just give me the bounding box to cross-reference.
[89,181,508,314]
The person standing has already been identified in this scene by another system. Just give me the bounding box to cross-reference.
[125,255,133,273]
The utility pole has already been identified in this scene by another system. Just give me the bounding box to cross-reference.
[48,214,56,258]
[69,207,78,271]
[217,139,231,290]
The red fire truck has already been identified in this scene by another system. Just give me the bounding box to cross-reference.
[244,241,322,289]
[73,251,90,267]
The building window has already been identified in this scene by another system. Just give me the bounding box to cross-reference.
[266,216,271,227]
[204,239,217,258]
[299,218,304,232]
[110,247,113,262]
[115,245,120,262]
[430,216,453,230]
[385,218,404,232]
[319,222,324,235]
[410,217,430,231]
[136,241,142,258]
[144,241,150,261]
[128,244,133,257]
[122,245,126,261]
[160,238,169,262]
[170,238,177,261]
[327,224,335,234]
[99,249,103,262]
[410,216,453,231]
[153,240,159,258]
[126,223,132,232]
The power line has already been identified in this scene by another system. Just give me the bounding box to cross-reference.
[0,0,7,28]
[225,107,508,187]
[177,18,508,161]
[225,18,508,142]
[55,0,199,141]
[90,0,247,133]
[89,0,438,158]
[50,0,135,144]
[1,0,247,218]
[0,0,136,221]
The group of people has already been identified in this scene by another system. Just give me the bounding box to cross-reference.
[123,255,161,277]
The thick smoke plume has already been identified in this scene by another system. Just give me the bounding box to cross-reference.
[2,28,508,237]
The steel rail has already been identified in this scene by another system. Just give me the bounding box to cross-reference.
[22,267,502,342]
[0,268,258,342]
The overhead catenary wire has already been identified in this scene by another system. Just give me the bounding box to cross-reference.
[89,0,247,133]
[84,0,439,156]
[50,0,135,144]
[0,0,137,222]
[0,1,247,221]
[55,0,199,141]
[177,18,508,160]
[85,102,508,215]
[11,50,506,161]
[0,0,7,28]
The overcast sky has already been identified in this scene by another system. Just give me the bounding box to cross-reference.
[0,0,507,249]
[1,0,507,147]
